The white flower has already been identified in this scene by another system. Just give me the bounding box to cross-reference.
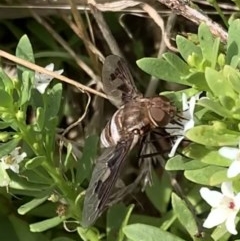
[1,147,27,173]
[219,146,240,178]
[166,93,198,157]
[34,63,63,94]
[200,182,240,235]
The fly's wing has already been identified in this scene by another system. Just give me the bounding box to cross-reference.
[102,55,143,107]
[82,136,134,227]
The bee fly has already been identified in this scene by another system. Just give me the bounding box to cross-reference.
[82,55,177,227]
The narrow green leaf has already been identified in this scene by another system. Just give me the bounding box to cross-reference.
[210,169,228,186]
[123,224,185,241]
[8,215,47,241]
[16,35,34,74]
[205,68,236,98]
[198,23,217,66]
[186,124,239,147]
[184,166,225,185]
[225,65,240,94]
[227,19,240,64]
[52,238,75,241]
[30,217,63,232]
[77,226,102,241]
[0,121,12,129]
[0,67,14,90]
[163,52,190,75]
[0,89,13,108]
[0,138,21,159]
[184,72,209,91]
[76,135,99,184]
[176,35,202,63]
[36,107,45,131]
[25,156,46,169]
[19,71,33,106]
[137,58,189,85]
[18,196,49,215]
[198,98,232,118]
[200,151,230,166]
[44,83,62,120]
[172,193,198,237]
[166,155,207,170]
[146,171,171,213]
[107,203,132,241]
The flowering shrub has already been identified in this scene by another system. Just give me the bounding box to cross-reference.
[1,19,240,241]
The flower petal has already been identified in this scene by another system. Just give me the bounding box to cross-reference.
[45,63,54,71]
[225,211,238,235]
[200,188,223,207]
[10,163,19,173]
[221,182,234,198]
[227,160,240,178]
[16,152,27,163]
[55,69,64,75]
[36,82,50,94]
[234,193,240,209]
[219,147,239,160]
[203,207,228,228]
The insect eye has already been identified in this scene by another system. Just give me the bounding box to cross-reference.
[149,107,170,126]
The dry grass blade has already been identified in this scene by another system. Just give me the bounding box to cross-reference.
[89,0,123,57]
[0,50,107,99]
[157,0,228,43]
[31,10,98,81]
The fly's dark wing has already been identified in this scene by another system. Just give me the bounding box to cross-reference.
[82,136,134,227]
[102,55,142,107]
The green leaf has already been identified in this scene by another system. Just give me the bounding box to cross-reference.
[166,155,207,170]
[18,196,49,215]
[0,121,12,129]
[200,150,230,166]
[184,72,209,91]
[227,19,240,64]
[77,226,102,241]
[36,107,45,131]
[146,171,171,213]
[198,98,232,118]
[16,35,34,74]
[225,65,240,94]
[107,204,133,241]
[210,169,228,186]
[123,224,186,241]
[205,68,236,98]
[44,83,62,120]
[184,166,225,185]
[19,71,33,106]
[186,124,239,147]
[0,89,13,108]
[30,217,63,232]
[198,23,219,68]
[172,193,198,237]
[7,214,47,241]
[0,138,21,159]
[16,35,34,63]
[52,238,75,241]
[76,135,99,184]
[176,35,202,63]
[137,58,190,85]
[25,156,46,169]
[0,67,14,90]
[163,52,190,75]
